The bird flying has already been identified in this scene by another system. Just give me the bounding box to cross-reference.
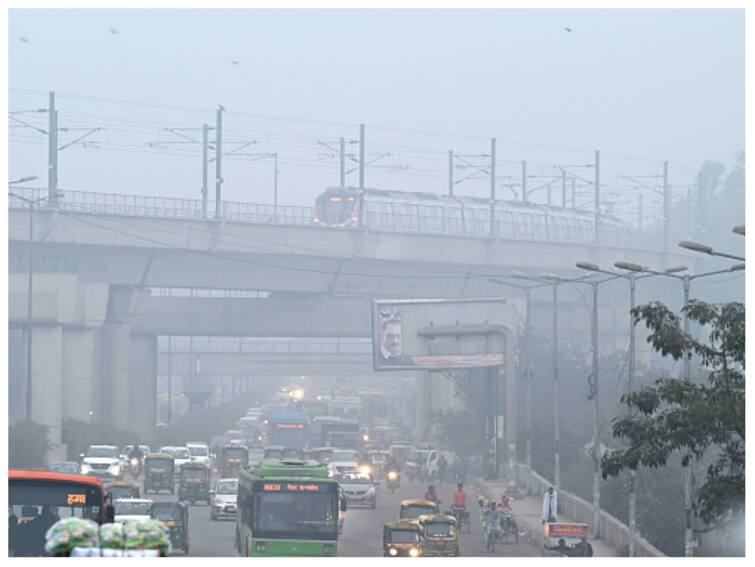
[109,28,120,34]
[229,60,241,66]
[563,27,573,33]
[19,36,29,43]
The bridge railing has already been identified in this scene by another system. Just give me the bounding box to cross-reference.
[513,462,666,557]
[9,186,663,251]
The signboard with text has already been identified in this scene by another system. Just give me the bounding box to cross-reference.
[371,298,512,371]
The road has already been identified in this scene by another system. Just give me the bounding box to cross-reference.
[144,475,539,557]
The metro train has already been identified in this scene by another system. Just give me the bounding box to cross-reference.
[313,186,634,246]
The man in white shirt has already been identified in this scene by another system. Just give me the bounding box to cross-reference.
[542,486,558,523]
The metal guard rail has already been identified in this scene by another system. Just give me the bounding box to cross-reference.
[9,186,664,250]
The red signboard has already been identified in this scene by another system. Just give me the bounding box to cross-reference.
[546,523,589,539]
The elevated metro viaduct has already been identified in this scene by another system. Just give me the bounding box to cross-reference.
[8,201,696,459]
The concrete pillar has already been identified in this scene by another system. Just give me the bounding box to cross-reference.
[129,334,158,445]
[100,323,131,431]
[30,326,65,461]
[416,372,434,441]
[62,329,99,423]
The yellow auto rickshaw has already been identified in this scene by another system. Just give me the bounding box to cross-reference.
[383,520,424,557]
[399,499,439,520]
[178,462,211,504]
[417,513,459,557]
[151,500,190,554]
[144,453,175,494]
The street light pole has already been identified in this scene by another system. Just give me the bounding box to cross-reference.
[612,260,744,556]
[10,191,57,422]
[552,282,561,492]
[590,280,601,537]
[26,198,35,422]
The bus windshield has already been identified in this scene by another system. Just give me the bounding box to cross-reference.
[9,478,104,557]
[269,422,309,449]
[252,485,337,540]
[224,448,247,460]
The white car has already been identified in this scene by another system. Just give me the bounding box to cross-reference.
[339,471,377,508]
[80,445,123,479]
[186,442,210,466]
[210,478,238,521]
[114,498,153,523]
[172,447,192,474]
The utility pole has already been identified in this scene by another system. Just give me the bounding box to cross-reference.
[594,150,600,244]
[591,281,601,538]
[25,200,35,422]
[561,169,567,208]
[637,195,643,232]
[521,160,528,203]
[524,288,532,492]
[214,106,224,218]
[358,124,366,225]
[359,123,365,190]
[627,275,637,556]
[202,124,209,218]
[682,275,694,557]
[571,177,576,209]
[552,283,561,492]
[48,91,59,206]
[339,137,346,187]
[273,152,279,218]
[663,160,670,248]
[489,137,497,237]
[167,336,173,424]
[448,150,454,196]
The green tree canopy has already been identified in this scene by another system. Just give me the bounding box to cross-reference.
[602,299,744,527]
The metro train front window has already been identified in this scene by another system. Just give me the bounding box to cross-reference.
[319,196,356,225]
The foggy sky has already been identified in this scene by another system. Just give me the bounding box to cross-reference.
[9,9,744,212]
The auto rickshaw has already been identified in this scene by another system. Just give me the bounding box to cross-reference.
[143,453,175,494]
[220,445,248,478]
[399,499,439,520]
[416,513,460,557]
[383,520,424,557]
[109,479,140,500]
[151,501,190,554]
[543,522,592,557]
[178,462,211,505]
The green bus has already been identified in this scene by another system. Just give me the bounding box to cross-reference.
[236,459,343,556]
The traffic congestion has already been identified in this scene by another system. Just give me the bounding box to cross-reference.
[9,382,540,557]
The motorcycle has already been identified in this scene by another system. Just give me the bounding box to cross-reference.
[386,470,400,493]
[128,457,142,478]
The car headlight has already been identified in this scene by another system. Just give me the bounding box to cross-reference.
[110,464,121,475]
[408,547,420,557]
[81,464,91,473]
[367,486,376,495]
[389,548,398,556]
[130,458,139,467]
[359,465,372,476]
[388,471,398,480]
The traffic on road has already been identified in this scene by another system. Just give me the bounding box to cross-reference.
[9,383,541,557]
